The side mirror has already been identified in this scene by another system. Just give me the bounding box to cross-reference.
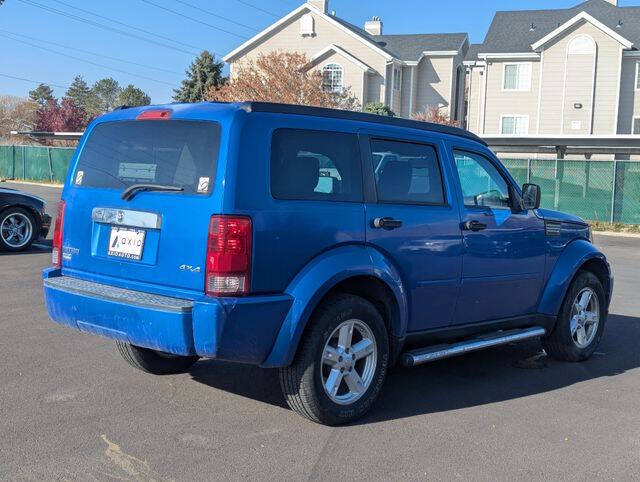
[521,183,541,210]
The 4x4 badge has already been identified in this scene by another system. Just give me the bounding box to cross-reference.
[179,264,201,273]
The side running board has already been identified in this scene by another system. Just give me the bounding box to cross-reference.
[402,326,546,367]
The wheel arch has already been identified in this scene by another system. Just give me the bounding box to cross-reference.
[0,203,41,229]
[538,239,612,317]
[260,244,408,368]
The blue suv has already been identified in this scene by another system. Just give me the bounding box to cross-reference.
[43,102,613,425]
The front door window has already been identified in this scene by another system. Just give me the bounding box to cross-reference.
[454,150,511,209]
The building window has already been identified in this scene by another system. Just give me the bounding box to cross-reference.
[393,67,402,91]
[500,115,529,135]
[633,117,640,135]
[636,62,640,90]
[503,63,532,91]
[300,13,314,36]
[322,64,343,93]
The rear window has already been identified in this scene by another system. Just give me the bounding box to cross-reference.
[270,129,363,202]
[74,120,221,194]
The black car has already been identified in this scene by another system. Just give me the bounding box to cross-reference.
[0,186,51,251]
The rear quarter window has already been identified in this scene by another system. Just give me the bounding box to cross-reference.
[270,129,363,202]
[74,120,221,194]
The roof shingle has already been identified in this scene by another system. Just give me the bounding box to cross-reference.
[479,0,640,54]
[329,15,467,61]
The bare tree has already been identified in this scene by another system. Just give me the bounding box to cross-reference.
[207,51,360,111]
[0,96,38,144]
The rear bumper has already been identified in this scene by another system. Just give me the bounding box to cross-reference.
[43,269,293,365]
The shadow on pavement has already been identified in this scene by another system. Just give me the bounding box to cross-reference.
[189,313,640,423]
[190,360,288,409]
[0,239,52,256]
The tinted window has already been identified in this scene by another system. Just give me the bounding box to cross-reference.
[271,129,362,202]
[370,139,445,204]
[453,150,511,208]
[76,121,220,194]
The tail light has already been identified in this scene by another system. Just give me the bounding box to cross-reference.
[51,200,66,267]
[206,215,252,296]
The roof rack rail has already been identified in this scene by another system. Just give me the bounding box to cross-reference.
[235,101,485,145]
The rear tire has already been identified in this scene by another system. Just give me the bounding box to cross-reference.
[116,341,199,375]
[279,294,389,426]
[543,270,606,362]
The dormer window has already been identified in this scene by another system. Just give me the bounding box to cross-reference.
[300,13,315,36]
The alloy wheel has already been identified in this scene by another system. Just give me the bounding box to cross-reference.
[570,287,600,348]
[321,319,377,405]
[1,212,33,249]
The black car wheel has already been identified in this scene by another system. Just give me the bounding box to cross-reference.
[543,270,607,362]
[0,207,36,251]
[116,341,200,375]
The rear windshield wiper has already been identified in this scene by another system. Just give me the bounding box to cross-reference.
[121,184,184,201]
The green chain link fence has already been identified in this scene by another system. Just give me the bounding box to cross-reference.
[0,145,74,184]
[501,159,640,224]
[0,145,638,224]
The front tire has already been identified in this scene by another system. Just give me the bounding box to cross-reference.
[543,270,607,362]
[279,294,389,426]
[116,341,199,375]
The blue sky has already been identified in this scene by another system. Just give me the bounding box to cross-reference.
[1,0,637,103]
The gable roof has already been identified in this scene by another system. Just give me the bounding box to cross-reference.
[223,3,393,62]
[308,44,373,71]
[531,10,632,49]
[478,0,640,54]
[223,3,466,64]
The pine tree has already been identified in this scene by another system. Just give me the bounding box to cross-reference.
[91,78,121,113]
[173,50,226,103]
[118,85,151,107]
[65,75,91,109]
[29,83,54,107]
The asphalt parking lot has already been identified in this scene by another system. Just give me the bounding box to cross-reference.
[1,181,639,480]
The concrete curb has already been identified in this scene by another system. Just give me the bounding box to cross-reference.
[1,179,64,188]
[594,230,640,238]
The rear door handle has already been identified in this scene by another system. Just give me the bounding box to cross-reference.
[372,217,403,230]
[463,220,487,231]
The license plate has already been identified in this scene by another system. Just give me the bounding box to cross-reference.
[107,227,146,260]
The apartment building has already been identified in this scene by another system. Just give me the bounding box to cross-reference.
[465,0,640,139]
[223,0,469,120]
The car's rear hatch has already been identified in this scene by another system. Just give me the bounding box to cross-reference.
[61,117,222,294]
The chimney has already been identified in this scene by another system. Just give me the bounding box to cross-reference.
[365,16,383,36]
[308,0,328,13]
[605,0,618,5]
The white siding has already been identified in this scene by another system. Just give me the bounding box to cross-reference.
[483,59,541,135]
[415,56,454,116]
[539,21,622,135]
[617,57,640,134]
